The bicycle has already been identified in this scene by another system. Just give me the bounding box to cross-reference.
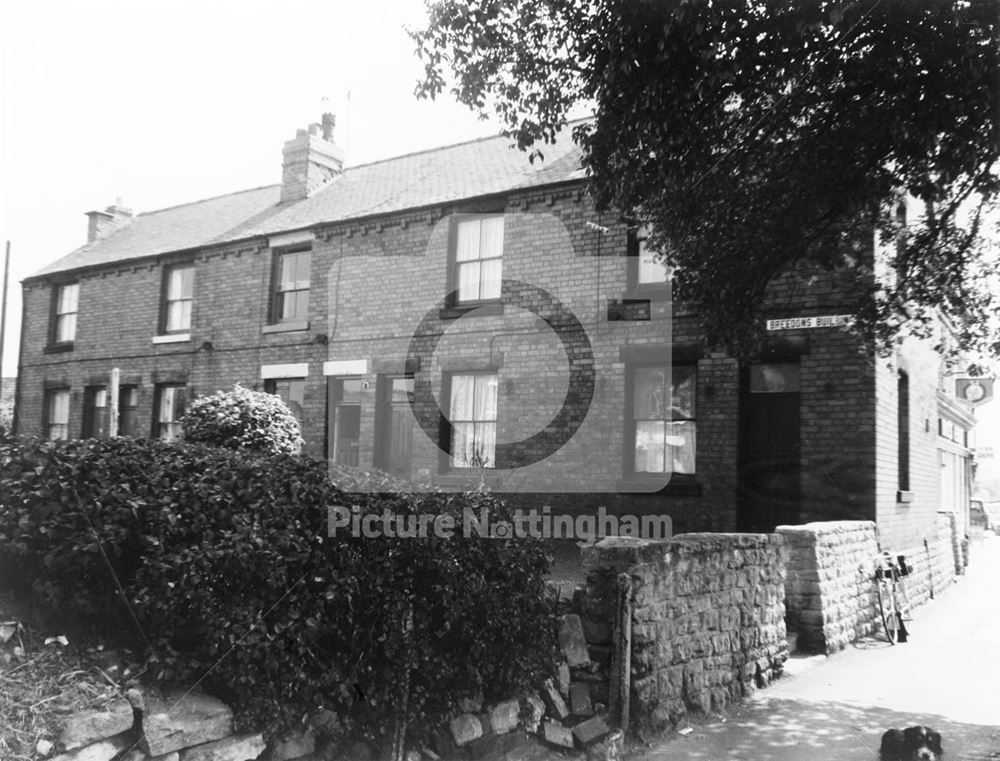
[874,552,913,644]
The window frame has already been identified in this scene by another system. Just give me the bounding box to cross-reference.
[271,246,312,324]
[44,388,71,441]
[443,371,498,471]
[153,384,187,441]
[160,262,194,335]
[624,362,698,481]
[49,282,80,349]
[627,228,671,292]
[447,214,504,308]
[897,370,911,496]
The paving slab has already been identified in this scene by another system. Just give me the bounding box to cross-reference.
[629,536,1000,760]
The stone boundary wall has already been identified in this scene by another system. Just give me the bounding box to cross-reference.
[777,521,880,654]
[892,513,957,610]
[778,518,959,655]
[581,533,787,739]
[940,511,964,576]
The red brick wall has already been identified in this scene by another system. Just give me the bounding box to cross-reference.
[15,183,935,538]
[875,335,945,550]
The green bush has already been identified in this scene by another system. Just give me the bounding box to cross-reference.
[0,436,557,747]
[181,384,303,455]
[0,399,13,436]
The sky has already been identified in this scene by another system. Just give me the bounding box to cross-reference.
[0,0,505,377]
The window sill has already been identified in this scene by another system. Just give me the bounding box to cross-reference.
[152,333,191,344]
[44,342,74,354]
[896,490,914,504]
[263,320,309,334]
[439,303,503,320]
[617,476,703,497]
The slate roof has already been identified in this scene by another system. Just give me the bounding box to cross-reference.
[31,129,586,280]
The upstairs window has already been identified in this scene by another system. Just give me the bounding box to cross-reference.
[162,264,193,333]
[453,216,503,304]
[630,228,669,288]
[273,248,311,322]
[53,283,79,344]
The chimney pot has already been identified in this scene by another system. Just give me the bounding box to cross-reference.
[85,199,134,243]
[281,114,345,204]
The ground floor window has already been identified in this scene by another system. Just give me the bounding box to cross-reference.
[630,364,696,475]
[155,384,186,441]
[45,389,70,440]
[448,373,497,468]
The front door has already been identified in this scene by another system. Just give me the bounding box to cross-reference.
[738,362,801,532]
[375,376,414,478]
[327,378,362,467]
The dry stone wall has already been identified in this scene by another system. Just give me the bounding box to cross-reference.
[778,518,959,654]
[580,533,788,739]
[50,690,264,761]
[890,512,957,610]
[778,521,881,653]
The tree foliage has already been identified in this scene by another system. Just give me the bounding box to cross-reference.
[411,0,1000,358]
[0,436,557,747]
[182,384,304,455]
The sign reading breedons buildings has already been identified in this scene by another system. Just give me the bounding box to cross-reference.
[766,314,853,331]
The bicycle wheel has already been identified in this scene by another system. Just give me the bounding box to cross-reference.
[876,578,899,644]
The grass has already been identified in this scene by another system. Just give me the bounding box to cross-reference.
[0,592,123,761]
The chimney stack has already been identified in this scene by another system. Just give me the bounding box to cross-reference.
[86,198,134,243]
[281,113,344,204]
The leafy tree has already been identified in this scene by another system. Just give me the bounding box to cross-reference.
[411,0,999,359]
[182,384,304,455]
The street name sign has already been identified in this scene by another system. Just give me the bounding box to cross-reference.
[766,314,853,331]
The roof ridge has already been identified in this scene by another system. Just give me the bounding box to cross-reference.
[342,130,515,172]
[136,183,280,217]
[340,116,590,173]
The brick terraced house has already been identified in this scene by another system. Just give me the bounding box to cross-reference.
[15,116,976,551]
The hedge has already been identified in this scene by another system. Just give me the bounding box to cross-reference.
[0,435,557,747]
[182,384,304,455]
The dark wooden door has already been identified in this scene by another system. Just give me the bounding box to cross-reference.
[375,377,414,478]
[327,378,362,467]
[738,363,801,532]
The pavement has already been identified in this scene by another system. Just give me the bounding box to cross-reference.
[628,534,1000,761]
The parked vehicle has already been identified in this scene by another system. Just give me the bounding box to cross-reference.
[984,501,1000,535]
[970,500,991,534]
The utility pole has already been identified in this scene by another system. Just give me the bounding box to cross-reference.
[0,241,10,401]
